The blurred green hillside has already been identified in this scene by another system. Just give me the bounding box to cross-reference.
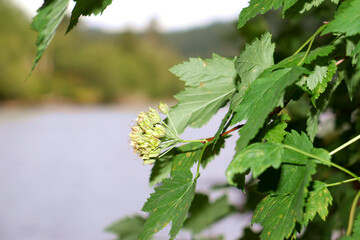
[1,1,244,105]
[1,1,337,105]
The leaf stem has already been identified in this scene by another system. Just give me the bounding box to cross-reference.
[195,141,209,179]
[206,124,244,142]
[292,24,327,56]
[326,177,360,188]
[330,134,360,156]
[181,139,206,144]
[297,34,315,66]
[346,190,360,236]
[282,144,360,182]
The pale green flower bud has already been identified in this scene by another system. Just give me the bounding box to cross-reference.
[149,149,161,158]
[148,137,161,149]
[129,132,141,141]
[158,102,169,114]
[148,108,161,124]
[131,126,142,133]
[143,159,156,165]
[154,124,166,138]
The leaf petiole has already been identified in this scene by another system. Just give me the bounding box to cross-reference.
[346,190,360,236]
[330,134,360,156]
[292,23,327,57]
[282,144,360,182]
[325,177,360,188]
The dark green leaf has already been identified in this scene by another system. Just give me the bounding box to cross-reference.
[262,113,290,143]
[170,142,203,175]
[232,67,305,150]
[345,70,360,101]
[253,131,317,240]
[323,0,360,36]
[227,142,284,183]
[30,0,69,74]
[150,140,225,187]
[149,152,173,187]
[306,74,341,141]
[352,211,360,239]
[311,148,331,166]
[183,194,235,234]
[237,0,298,29]
[140,170,196,240]
[304,181,333,226]
[170,54,237,87]
[202,137,227,168]
[66,0,113,33]
[105,215,146,240]
[169,81,236,134]
[282,130,312,165]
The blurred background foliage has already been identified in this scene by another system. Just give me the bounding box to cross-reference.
[1,0,244,104]
[1,0,342,105]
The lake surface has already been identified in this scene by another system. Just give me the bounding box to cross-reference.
[0,105,253,240]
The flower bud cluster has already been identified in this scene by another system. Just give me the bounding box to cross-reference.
[130,107,166,164]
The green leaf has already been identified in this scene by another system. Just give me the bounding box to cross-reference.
[282,130,312,165]
[253,131,317,240]
[310,148,331,166]
[306,75,341,141]
[323,0,360,36]
[235,32,275,85]
[304,181,333,226]
[170,142,204,174]
[237,0,298,29]
[170,54,237,87]
[105,215,146,240]
[232,67,305,150]
[305,65,328,91]
[345,70,360,101]
[212,105,233,147]
[30,0,69,74]
[66,0,113,33]
[353,211,360,239]
[299,0,324,13]
[232,32,275,111]
[149,152,173,187]
[183,194,234,234]
[140,170,196,240]
[150,141,225,187]
[262,113,290,143]
[227,143,284,183]
[310,61,337,106]
[169,81,236,134]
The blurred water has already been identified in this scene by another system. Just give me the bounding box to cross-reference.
[0,106,251,240]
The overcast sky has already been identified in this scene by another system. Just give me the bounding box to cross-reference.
[12,0,249,32]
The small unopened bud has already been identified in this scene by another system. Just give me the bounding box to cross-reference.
[143,159,156,165]
[158,102,169,114]
[148,108,161,124]
[131,126,142,133]
[154,124,166,138]
[149,149,161,158]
